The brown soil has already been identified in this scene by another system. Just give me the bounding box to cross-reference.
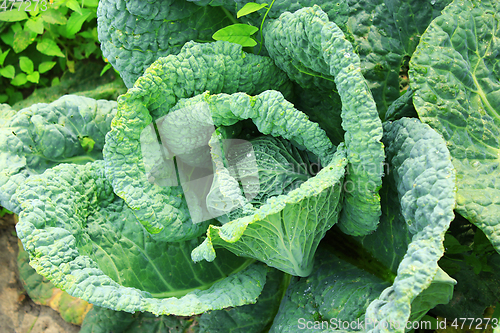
[0,213,80,333]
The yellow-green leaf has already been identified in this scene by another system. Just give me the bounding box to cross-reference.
[41,8,67,25]
[0,49,9,66]
[65,0,82,14]
[19,56,34,74]
[36,38,65,57]
[0,65,15,79]
[38,61,56,73]
[11,73,27,86]
[26,71,39,83]
[25,17,44,34]
[212,24,258,47]
[237,2,268,18]
[0,9,28,22]
[67,60,75,72]
[13,30,36,53]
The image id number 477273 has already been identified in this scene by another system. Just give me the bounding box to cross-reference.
[1,0,49,12]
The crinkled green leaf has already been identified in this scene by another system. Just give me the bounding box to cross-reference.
[329,0,451,117]
[269,117,456,331]
[16,161,267,316]
[409,0,500,254]
[97,0,233,87]
[80,307,136,333]
[197,268,288,333]
[81,306,195,333]
[17,243,92,325]
[169,89,339,276]
[269,246,390,333]
[103,41,292,242]
[264,6,384,236]
[0,95,116,163]
[362,118,456,331]
[0,95,117,213]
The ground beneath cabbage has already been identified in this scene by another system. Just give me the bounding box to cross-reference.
[0,213,80,333]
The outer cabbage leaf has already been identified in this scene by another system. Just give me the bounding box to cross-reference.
[409,0,500,253]
[80,307,138,333]
[268,247,390,333]
[362,118,456,332]
[264,6,384,236]
[197,268,288,333]
[80,306,194,333]
[17,243,92,325]
[15,160,268,316]
[97,0,232,87]
[269,117,456,332]
[332,0,451,116]
[0,96,117,213]
[103,41,292,242]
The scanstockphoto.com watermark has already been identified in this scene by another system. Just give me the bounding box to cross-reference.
[297,317,500,331]
[298,318,437,330]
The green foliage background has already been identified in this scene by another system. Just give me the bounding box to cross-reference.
[0,0,109,105]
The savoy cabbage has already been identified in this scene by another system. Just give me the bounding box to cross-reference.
[1,0,499,332]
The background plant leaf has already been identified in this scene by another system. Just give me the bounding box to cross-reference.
[36,37,65,57]
[237,2,268,18]
[212,24,259,47]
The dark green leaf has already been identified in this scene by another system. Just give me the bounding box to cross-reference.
[84,42,96,57]
[0,28,14,46]
[473,228,496,255]
[237,2,268,18]
[212,24,258,47]
[443,234,470,254]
